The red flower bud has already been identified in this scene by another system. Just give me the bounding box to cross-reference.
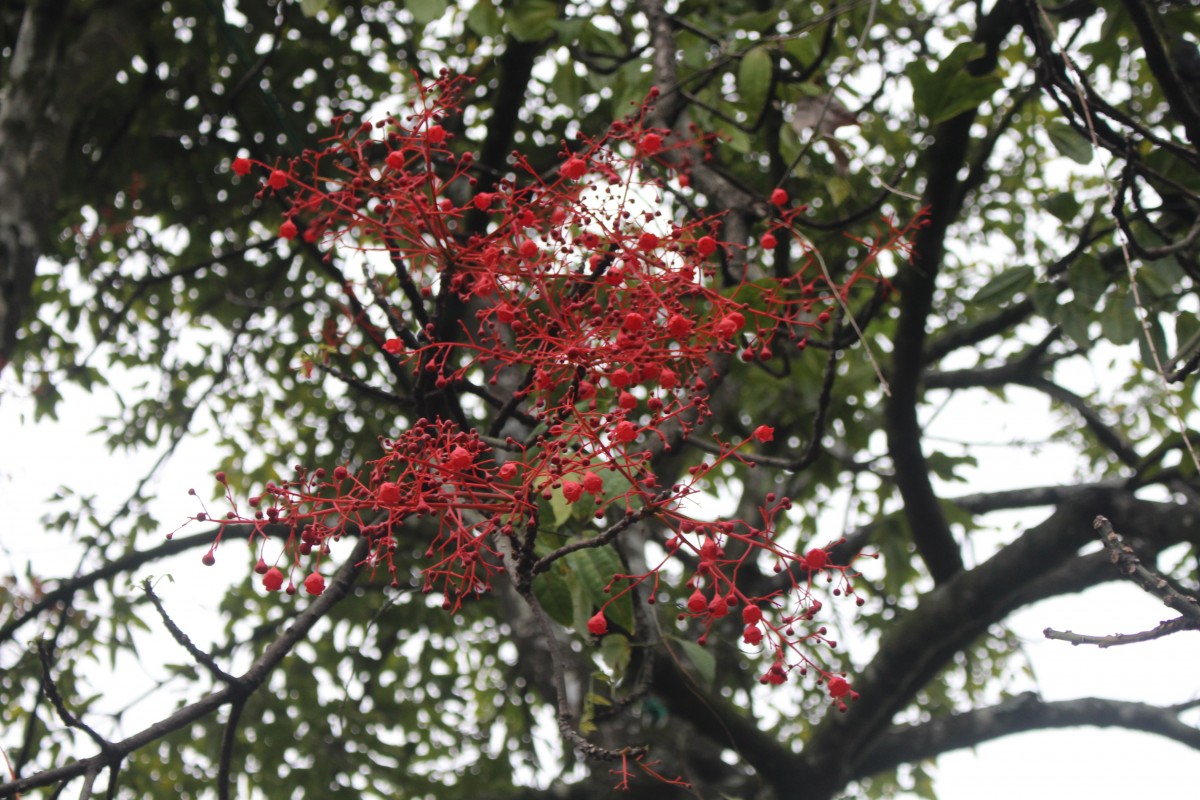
[640,133,663,153]
[586,611,608,635]
[263,567,284,592]
[827,675,851,699]
[303,571,326,596]
[561,156,587,180]
[752,425,774,443]
[804,548,829,571]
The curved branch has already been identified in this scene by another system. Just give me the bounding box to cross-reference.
[0,536,370,799]
[0,525,286,646]
[801,490,1200,796]
[856,692,1200,778]
[885,0,1021,584]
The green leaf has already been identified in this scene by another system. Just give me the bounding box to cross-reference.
[299,0,329,17]
[926,451,977,483]
[1045,120,1093,165]
[737,45,773,113]
[1100,289,1139,345]
[466,0,503,37]
[970,265,1035,305]
[566,546,633,633]
[407,0,447,26]
[532,561,575,627]
[599,634,631,681]
[507,0,558,42]
[1067,254,1108,307]
[1039,191,1081,223]
[1059,301,1092,349]
[782,32,819,67]
[910,41,1003,125]
[827,175,851,207]
[672,637,716,691]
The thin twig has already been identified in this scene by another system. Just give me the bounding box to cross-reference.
[142,579,240,685]
[1043,515,1200,646]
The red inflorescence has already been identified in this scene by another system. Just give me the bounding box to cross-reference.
[206,72,918,706]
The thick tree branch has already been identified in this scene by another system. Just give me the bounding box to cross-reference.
[1117,0,1200,148]
[886,0,1019,584]
[800,490,1199,796]
[856,692,1200,778]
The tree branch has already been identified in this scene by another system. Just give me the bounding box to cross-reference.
[885,0,1021,584]
[0,536,371,799]
[856,692,1200,778]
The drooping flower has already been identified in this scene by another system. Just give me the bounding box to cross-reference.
[263,567,284,592]
[562,480,584,503]
[827,675,851,699]
[303,571,326,596]
[586,611,608,635]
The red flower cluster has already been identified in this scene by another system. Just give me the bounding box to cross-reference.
[207,72,910,708]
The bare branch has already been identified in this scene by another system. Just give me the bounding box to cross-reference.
[856,692,1200,778]
[1044,515,1200,646]
[0,537,371,799]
